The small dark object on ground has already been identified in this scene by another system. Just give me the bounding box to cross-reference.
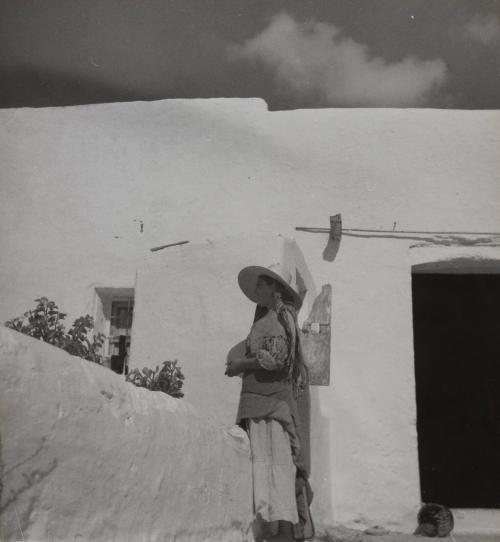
[414,503,454,538]
[364,526,390,536]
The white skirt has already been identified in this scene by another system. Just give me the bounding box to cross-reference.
[247,418,298,525]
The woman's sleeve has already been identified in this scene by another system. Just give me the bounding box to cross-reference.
[256,311,296,371]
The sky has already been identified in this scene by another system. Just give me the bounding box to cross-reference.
[0,0,499,110]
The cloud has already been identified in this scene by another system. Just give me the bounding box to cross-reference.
[465,13,500,46]
[231,13,447,107]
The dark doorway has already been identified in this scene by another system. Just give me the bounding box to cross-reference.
[109,299,134,375]
[412,272,500,508]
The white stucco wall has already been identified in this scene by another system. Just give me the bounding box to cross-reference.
[1,99,499,324]
[0,327,253,542]
[1,99,499,533]
[130,234,317,427]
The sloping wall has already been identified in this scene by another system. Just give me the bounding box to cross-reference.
[0,327,253,542]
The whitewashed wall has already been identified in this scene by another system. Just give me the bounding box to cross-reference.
[130,234,317,426]
[2,99,498,325]
[0,327,253,542]
[1,99,499,533]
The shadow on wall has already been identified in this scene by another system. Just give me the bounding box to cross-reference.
[302,285,333,525]
[310,386,333,525]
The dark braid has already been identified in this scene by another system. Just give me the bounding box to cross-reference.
[258,275,308,394]
[277,300,308,396]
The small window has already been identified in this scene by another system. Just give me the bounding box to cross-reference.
[94,288,134,374]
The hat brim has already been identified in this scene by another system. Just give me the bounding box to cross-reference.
[238,266,303,310]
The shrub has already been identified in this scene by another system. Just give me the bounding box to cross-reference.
[5,297,66,345]
[62,315,105,364]
[126,361,185,398]
[5,297,104,364]
[5,299,185,397]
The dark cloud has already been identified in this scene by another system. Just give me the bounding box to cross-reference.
[464,13,500,45]
[0,0,499,109]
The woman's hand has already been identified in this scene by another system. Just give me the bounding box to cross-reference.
[225,359,244,377]
[225,357,260,376]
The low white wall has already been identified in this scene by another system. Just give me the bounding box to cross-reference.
[0,327,253,542]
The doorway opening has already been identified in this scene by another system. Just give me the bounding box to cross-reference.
[94,287,134,374]
[412,267,500,508]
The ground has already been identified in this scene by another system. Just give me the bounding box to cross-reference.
[312,525,498,542]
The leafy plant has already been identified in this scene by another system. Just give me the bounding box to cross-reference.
[63,315,105,363]
[5,297,105,364]
[5,297,66,345]
[126,361,185,398]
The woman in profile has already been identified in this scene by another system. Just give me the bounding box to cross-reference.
[225,263,314,541]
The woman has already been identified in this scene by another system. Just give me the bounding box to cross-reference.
[225,263,314,541]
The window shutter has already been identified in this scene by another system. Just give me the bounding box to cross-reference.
[300,284,332,385]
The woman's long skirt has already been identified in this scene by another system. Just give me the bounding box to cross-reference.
[247,418,298,525]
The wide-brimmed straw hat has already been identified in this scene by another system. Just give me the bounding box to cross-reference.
[238,263,303,310]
